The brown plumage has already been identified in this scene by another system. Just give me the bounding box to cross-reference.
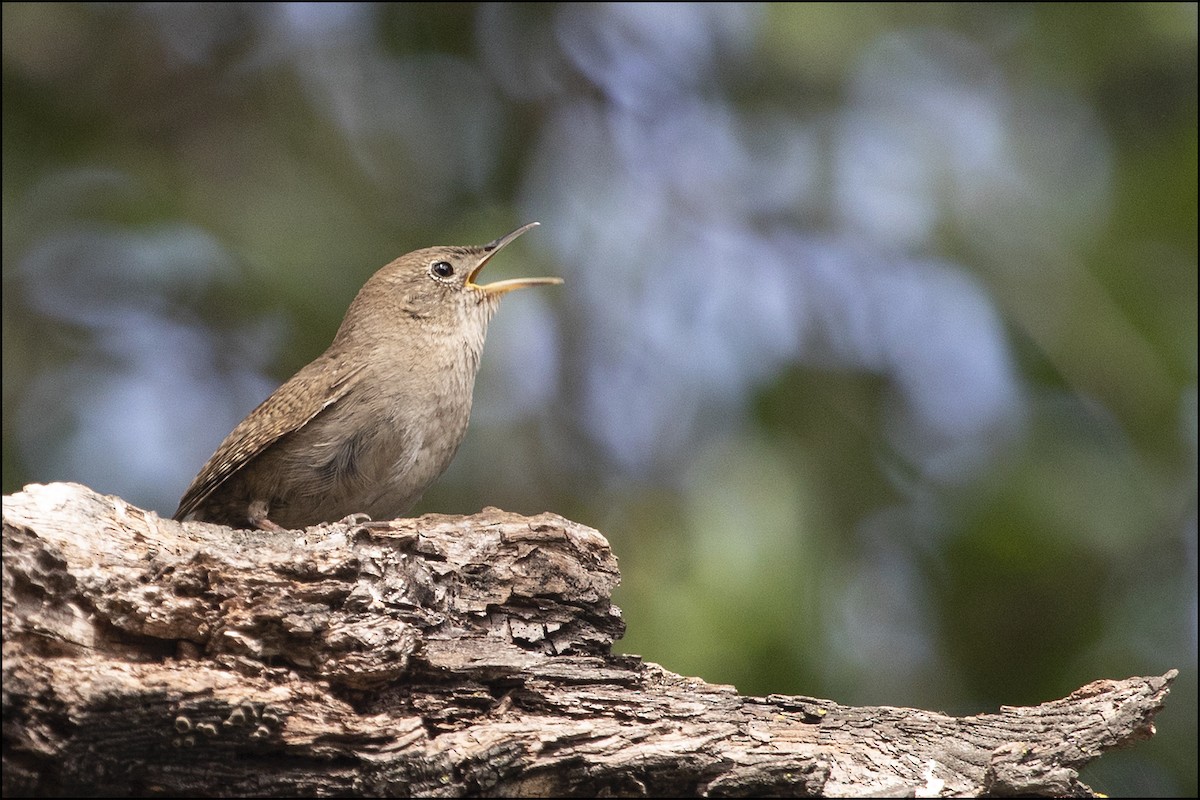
[174,222,560,530]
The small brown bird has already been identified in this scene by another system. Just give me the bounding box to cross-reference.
[174,222,561,530]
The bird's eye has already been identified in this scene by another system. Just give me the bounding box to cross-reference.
[431,261,455,279]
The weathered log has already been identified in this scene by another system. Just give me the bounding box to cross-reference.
[3,482,1176,797]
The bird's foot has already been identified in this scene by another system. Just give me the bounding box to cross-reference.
[248,500,289,532]
[335,513,404,532]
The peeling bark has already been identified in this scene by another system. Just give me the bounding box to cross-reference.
[3,483,1176,797]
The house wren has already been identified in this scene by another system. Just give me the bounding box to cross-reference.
[174,222,561,530]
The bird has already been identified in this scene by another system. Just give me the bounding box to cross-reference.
[174,222,561,531]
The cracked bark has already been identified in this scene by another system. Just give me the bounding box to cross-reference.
[3,482,1176,797]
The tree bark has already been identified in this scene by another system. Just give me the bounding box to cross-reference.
[3,482,1176,797]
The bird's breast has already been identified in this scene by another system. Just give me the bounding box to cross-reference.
[331,334,484,516]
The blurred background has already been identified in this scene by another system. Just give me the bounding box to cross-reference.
[3,3,1195,794]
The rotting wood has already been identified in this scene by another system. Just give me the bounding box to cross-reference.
[3,482,1176,797]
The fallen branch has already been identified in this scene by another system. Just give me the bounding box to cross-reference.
[3,483,1176,797]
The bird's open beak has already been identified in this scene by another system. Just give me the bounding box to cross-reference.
[468,221,563,296]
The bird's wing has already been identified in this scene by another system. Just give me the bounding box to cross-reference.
[173,357,366,521]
